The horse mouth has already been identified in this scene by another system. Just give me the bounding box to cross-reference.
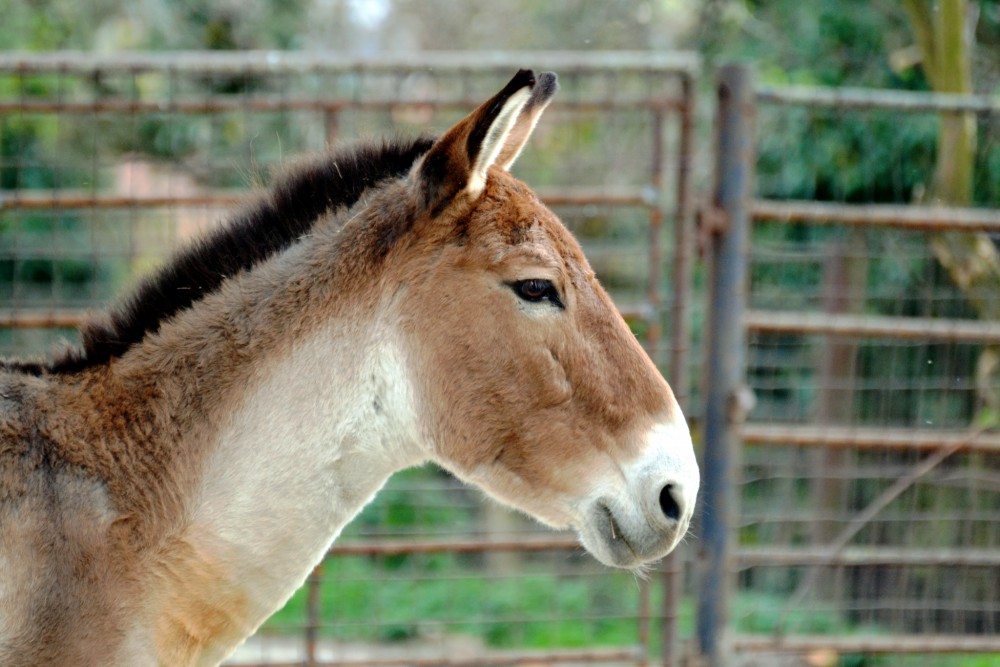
[597,502,639,564]
[598,503,636,555]
[580,500,682,569]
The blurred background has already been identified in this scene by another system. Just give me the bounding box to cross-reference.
[2,1,999,666]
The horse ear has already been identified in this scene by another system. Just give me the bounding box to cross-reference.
[416,69,557,215]
[494,71,558,170]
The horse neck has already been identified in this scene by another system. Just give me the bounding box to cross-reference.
[92,229,428,661]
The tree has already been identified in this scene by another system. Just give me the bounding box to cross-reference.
[904,0,1000,423]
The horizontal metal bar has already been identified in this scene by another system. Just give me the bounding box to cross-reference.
[758,84,1000,113]
[615,303,657,323]
[1,301,652,331]
[752,199,1000,232]
[0,96,682,115]
[745,310,1000,343]
[0,187,655,212]
[305,614,651,638]
[327,534,582,556]
[734,633,1000,654]
[0,50,701,75]
[0,192,244,211]
[741,423,1000,453]
[237,647,644,667]
[314,609,650,629]
[0,309,89,329]
[540,187,657,208]
[738,546,1000,568]
[740,510,1000,526]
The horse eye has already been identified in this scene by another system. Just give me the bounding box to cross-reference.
[509,279,564,308]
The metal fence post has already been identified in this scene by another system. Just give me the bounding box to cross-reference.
[696,63,755,666]
[662,69,697,667]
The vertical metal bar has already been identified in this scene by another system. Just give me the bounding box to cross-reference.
[696,63,755,667]
[662,70,697,667]
[646,108,665,362]
[324,100,340,148]
[639,580,651,667]
[645,97,665,667]
[305,561,324,667]
[811,238,864,611]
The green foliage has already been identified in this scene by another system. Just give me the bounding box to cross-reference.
[0,0,118,50]
[0,67,124,310]
[125,117,202,160]
[348,467,476,533]
[757,108,941,204]
[696,0,942,90]
[734,591,873,635]
[703,0,1000,207]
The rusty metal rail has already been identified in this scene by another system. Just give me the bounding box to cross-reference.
[0,98,684,115]
[0,50,700,75]
[737,546,1000,568]
[0,309,88,329]
[752,198,1000,233]
[0,192,244,211]
[733,634,1000,654]
[0,187,658,212]
[326,534,582,556]
[740,423,1000,453]
[1,305,656,329]
[239,647,644,667]
[745,310,1000,343]
[330,536,1000,567]
[758,83,1000,113]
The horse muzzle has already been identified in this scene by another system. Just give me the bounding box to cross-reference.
[576,420,699,569]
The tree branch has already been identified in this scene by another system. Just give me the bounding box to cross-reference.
[902,0,939,86]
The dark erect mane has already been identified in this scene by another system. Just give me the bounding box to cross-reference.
[8,135,435,376]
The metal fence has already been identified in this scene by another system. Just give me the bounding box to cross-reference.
[9,51,998,667]
[699,64,1000,666]
[0,51,698,667]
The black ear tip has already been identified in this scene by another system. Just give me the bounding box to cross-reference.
[512,68,537,89]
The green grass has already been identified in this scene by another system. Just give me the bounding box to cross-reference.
[264,554,667,650]
[733,592,1000,667]
[261,567,1000,667]
[260,465,667,649]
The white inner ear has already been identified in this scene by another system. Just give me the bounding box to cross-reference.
[497,108,545,172]
[466,87,533,196]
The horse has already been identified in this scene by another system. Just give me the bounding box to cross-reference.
[0,69,698,666]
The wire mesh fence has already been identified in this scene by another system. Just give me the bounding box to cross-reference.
[0,52,698,666]
[708,69,1000,664]
[227,468,660,666]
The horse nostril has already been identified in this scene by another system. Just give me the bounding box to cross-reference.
[659,484,681,521]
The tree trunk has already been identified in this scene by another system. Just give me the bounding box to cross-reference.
[904,0,1000,421]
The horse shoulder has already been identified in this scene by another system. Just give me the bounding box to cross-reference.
[0,370,136,665]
